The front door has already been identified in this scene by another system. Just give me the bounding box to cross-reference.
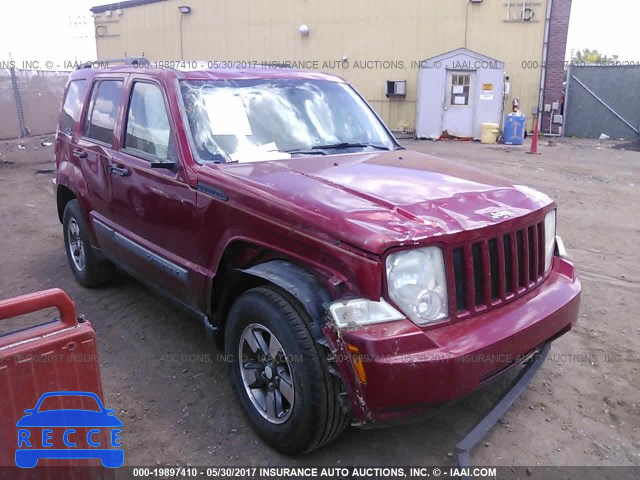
[109,78,200,308]
[442,70,475,138]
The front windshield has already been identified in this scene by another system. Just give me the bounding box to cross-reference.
[180,78,397,163]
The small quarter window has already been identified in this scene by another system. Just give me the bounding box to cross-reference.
[83,79,123,145]
[59,80,87,135]
[125,82,172,160]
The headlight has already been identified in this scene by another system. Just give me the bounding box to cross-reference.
[544,210,556,272]
[386,247,448,325]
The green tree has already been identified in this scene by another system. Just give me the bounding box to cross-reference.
[572,48,616,63]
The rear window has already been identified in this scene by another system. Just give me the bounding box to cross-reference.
[58,79,87,135]
[83,79,124,146]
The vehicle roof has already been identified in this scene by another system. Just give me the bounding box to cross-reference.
[69,64,345,83]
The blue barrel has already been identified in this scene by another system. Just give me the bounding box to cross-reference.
[503,114,526,145]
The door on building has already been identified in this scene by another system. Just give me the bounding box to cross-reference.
[442,71,475,138]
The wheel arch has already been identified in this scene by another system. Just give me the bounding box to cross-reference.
[56,156,91,227]
[209,240,338,349]
[56,184,77,223]
[240,260,332,336]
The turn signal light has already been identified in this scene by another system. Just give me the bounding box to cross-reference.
[347,344,367,384]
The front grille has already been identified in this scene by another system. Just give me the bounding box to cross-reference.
[450,220,546,316]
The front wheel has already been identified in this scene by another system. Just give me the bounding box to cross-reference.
[225,286,350,454]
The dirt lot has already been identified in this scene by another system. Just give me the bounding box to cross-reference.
[0,135,638,469]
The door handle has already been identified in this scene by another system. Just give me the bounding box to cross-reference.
[72,148,87,159]
[108,164,130,177]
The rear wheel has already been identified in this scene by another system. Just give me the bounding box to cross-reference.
[63,200,115,287]
[225,286,350,454]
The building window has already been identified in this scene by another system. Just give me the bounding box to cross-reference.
[450,74,471,106]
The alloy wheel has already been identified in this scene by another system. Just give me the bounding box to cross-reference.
[238,323,295,424]
[67,218,85,272]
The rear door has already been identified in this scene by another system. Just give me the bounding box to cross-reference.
[76,76,128,253]
[108,77,200,308]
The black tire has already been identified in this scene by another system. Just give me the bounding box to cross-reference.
[225,286,350,454]
[62,199,115,287]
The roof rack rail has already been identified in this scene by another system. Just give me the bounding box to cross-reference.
[78,57,149,70]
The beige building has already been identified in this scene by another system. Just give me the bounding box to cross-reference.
[91,0,572,135]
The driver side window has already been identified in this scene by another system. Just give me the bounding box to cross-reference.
[125,82,172,160]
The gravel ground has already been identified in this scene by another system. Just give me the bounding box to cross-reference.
[0,135,638,471]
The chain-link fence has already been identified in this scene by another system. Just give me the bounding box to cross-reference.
[0,68,69,140]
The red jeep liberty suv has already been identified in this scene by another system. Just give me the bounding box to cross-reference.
[54,60,581,454]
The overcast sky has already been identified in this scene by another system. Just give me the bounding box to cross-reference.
[0,0,635,64]
[0,0,97,64]
[567,0,637,60]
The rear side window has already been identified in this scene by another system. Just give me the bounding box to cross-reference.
[83,80,123,146]
[125,82,172,160]
[59,80,87,135]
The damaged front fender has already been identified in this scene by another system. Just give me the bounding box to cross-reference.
[240,260,331,340]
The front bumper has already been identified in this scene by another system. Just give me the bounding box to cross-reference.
[324,257,581,423]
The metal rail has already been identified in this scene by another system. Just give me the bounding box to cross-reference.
[78,57,149,69]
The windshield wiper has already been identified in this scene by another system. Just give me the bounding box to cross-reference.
[283,149,327,156]
[283,143,392,156]
[310,142,391,151]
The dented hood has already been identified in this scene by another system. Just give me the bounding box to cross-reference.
[209,150,553,255]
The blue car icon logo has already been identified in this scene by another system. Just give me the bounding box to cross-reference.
[15,391,123,468]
